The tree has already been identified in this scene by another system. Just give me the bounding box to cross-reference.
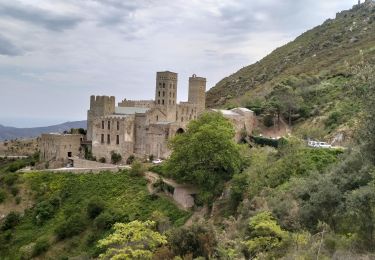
[243,211,290,259]
[343,184,375,248]
[1,211,21,230]
[269,85,303,126]
[97,220,167,260]
[165,112,244,204]
[169,222,217,259]
[86,196,106,219]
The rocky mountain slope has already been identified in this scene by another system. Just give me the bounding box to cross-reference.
[0,121,86,141]
[206,1,375,134]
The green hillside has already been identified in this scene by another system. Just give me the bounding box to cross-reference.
[206,1,375,140]
[0,160,189,259]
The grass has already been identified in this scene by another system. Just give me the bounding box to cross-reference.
[0,170,190,259]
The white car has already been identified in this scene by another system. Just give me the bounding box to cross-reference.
[152,159,163,164]
[315,142,332,149]
[308,140,332,149]
[308,140,318,147]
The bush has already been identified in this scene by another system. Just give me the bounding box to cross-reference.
[243,211,290,259]
[4,174,18,186]
[55,214,86,240]
[10,186,19,196]
[111,151,122,164]
[126,155,135,165]
[1,211,21,230]
[34,201,56,225]
[169,222,217,258]
[263,114,275,127]
[6,160,27,172]
[99,157,106,163]
[15,196,21,204]
[0,189,6,203]
[129,160,145,177]
[94,211,115,230]
[32,237,50,257]
[87,197,106,219]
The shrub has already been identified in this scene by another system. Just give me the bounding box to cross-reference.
[55,214,86,240]
[94,211,115,230]
[111,151,122,164]
[263,114,275,127]
[86,197,106,219]
[99,157,106,163]
[10,186,19,196]
[6,160,27,172]
[126,155,135,165]
[4,174,18,186]
[32,237,50,257]
[34,201,56,225]
[0,189,6,203]
[169,222,217,258]
[129,160,145,177]
[1,211,21,230]
[243,211,290,259]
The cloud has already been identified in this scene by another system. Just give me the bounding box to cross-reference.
[0,1,82,31]
[0,0,356,127]
[0,34,23,56]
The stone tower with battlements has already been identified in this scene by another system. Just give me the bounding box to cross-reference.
[188,74,206,114]
[87,95,115,141]
[155,71,178,121]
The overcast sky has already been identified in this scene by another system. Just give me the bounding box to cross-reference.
[0,0,356,127]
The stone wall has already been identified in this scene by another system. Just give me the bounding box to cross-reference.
[39,134,83,162]
[118,99,155,108]
[91,116,134,163]
[87,95,115,141]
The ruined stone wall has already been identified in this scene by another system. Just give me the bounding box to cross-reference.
[118,99,155,108]
[40,134,82,162]
[91,116,134,163]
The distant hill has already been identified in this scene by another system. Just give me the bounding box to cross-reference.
[0,121,87,140]
[206,1,375,140]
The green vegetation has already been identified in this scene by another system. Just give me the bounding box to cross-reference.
[165,112,245,204]
[0,169,189,259]
[110,151,122,164]
[243,211,290,259]
[98,220,167,259]
[207,3,375,137]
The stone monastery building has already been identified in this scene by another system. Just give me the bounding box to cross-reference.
[40,71,256,164]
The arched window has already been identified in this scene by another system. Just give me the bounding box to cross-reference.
[162,100,165,105]
[158,91,160,97]
[163,91,165,97]
[156,115,159,121]
[163,83,165,88]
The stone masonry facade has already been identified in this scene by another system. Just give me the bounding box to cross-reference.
[39,71,256,165]
[86,71,256,163]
